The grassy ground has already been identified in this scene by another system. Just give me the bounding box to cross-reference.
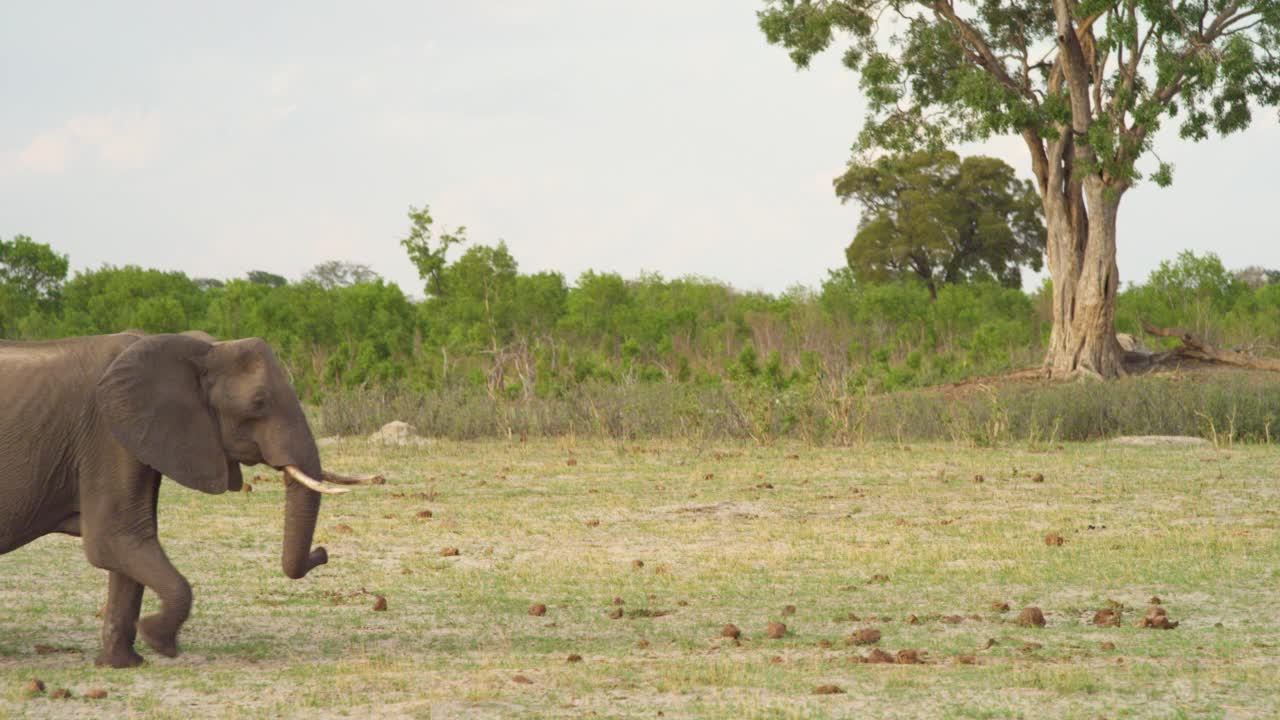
[1,437,1278,719]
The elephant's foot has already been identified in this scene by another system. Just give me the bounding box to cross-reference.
[95,645,145,669]
[138,615,180,658]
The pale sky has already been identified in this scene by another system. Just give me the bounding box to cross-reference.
[2,1,1277,296]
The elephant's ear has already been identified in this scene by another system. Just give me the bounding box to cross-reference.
[96,334,233,495]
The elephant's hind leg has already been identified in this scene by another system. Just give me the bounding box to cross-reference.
[95,571,145,668]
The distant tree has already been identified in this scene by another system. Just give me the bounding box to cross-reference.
[247,270,287,288]
[1234,266,1278,289]
[400,203,465,298]
[303,260,380,289]
[837,150,1044,300]
[0,234,69,305]
[194,277,226,291]
[760,0,1280,378]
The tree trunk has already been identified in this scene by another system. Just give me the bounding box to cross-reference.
[1042,180,1125,379]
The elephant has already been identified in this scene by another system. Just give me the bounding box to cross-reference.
[0,331,368,668]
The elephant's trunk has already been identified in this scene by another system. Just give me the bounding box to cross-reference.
[281,452,328,580]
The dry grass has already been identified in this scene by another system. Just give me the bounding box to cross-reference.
[2,438,1278,718]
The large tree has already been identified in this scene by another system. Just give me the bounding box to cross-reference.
[839,150,1044,298]
[760,0,1280,377]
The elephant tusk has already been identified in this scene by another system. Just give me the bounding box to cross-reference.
[283,465,351,495]
[321,470,386,486]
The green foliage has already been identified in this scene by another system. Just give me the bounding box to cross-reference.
[838,150,1044,297]
[758,1,1280,186]
[5,231,1278,419]
[0,234,69,336]
[401,203,466,298]
[247,270,287,288]
[303,260,380,289]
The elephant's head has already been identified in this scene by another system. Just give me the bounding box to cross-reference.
[96,333,351,579]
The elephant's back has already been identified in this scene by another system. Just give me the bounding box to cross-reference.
[0,334,138,405]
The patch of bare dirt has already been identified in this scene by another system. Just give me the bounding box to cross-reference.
[84,688,108,699]
[608,608,623,620]
[1044,532,1065,546]
[439,547,460,557]
[1111,435,1210,447]
[991,602,1010,612]
[512,675,534,684]
[813,684,844,695]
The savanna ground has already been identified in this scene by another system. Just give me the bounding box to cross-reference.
[1,437,1278,719]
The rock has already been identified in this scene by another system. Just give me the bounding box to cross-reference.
[766,622,787,639]
[1016,607,1046,628]
[896,649,924,664]
[865,648,896,664]
[721,624,742,639]
[781,604,796,616]
[372,595,387,611]
[1044,532,1065,546]
[369,421,419,445]
[84,688,108,699]
[848,628,881,646]
[1093,609,1121,627]
[439,547,460,557]
[566,654,583,663]
[529,603,547,617]
[1135,606,1179,629]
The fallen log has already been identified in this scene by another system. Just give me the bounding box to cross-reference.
[1140,322,1280,372]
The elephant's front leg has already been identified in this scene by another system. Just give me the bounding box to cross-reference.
[82,465,193,662]
[121,541,193,658]
[95,571,145,668]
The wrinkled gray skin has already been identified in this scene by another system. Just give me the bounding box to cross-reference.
[0,332,330,668]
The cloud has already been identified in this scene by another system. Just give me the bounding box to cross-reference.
[16,131,67,173]
[6,110,159,175]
